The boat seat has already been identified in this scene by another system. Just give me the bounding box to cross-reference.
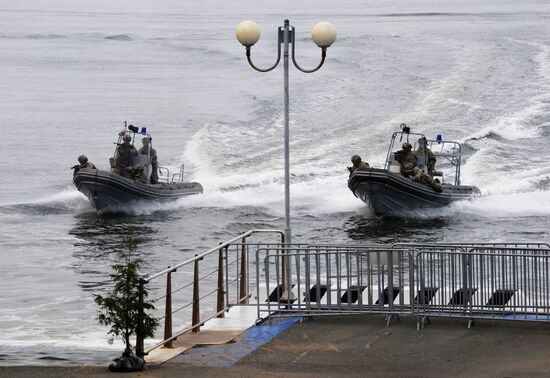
[389,164,401,174]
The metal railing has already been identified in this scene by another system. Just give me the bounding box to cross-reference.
[139,234,550,356]
[255,244,550,326]
[394,242,550,252]
[257,246,414,318]
[255,245,414,321]
[140,229,285,355]
[415,247,550,320]
[157,163,186,184]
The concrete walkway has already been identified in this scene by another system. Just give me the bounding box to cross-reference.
[3,315,550,377]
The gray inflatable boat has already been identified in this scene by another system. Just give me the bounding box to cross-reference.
[73,168,203,211]
[73,125,203,211]
[348,128,480,215]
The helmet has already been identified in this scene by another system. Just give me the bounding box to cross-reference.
[123,134,132,142]
[351,155,361,164]
[142,137,150,144]
[402,143,412,152]
[418,137,427,148]
[78,155,88,164]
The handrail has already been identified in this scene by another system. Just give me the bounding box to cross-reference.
[393,242,550,249]
[157,166,170,182]
[144,294,251,354]
[146,229,285,281]
[138,229,285,355]
[391,242,550,248]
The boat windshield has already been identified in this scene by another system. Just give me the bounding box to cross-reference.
[110,124,185,184]
[384,130,463,186]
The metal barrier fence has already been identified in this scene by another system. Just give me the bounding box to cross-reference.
[254,244,550,328]
[415,247,550,322]
[140,235,550,355]
[257,246,413,318]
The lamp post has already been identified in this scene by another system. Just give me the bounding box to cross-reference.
[236,19,336,245]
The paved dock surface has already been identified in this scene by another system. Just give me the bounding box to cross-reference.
[3,315,550,377]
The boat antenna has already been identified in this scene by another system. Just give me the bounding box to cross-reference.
[399,123,410,142]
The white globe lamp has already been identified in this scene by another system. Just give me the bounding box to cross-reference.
[236,20,261,47]
[311,22,336,48]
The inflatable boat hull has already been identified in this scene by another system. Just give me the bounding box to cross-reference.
[73,169,203,211]
[348,168,480,215]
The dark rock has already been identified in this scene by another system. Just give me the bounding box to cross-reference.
[108,353,145,372]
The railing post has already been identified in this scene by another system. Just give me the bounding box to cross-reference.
[388,251,394,313]
[280,233,286,295]
[136,278,145,358]
[279,233,295,303]
[461,253,468,314]
[217,244,225,317]
[192,256,200,333]
[163,269,174,348]
[281,253,287,296]
[409,250,416,315]
[240,238,248,303]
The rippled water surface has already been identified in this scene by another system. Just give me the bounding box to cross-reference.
[1,0,550,365]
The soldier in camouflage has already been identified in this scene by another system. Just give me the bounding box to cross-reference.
[396,143,417,175]
[416,137,437,176]
[396,143,442,192]
[77,155,96,169]
[139,137,159,184]
[72,155,96,174]
[349,155,370,173]
[113,134,138,178]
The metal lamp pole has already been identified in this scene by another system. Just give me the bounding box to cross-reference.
[236,19,336,245]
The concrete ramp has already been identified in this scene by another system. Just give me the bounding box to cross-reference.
[145,305,258,366]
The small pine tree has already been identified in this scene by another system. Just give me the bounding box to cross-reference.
[94,238,158,358]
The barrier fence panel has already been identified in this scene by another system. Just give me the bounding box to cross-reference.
[255,246,415,319]
[254,245,550,324]
[394,242,550,250]
[414,248,550,322]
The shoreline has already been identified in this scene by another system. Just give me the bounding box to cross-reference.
[3,315,550,377]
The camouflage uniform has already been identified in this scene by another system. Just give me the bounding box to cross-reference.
[397,144,442,193]
[129,165,147,183]
[73,155,96,174]
[396,144,418,176]
[78,155,96,169]
[114,136,138,178]
[349,155,370,173]
[416,137,437,176]
[406,165,442,192]
[80,161,96,169]
[139,138,159,184]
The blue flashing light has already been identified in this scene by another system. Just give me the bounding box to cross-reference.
[436,134,443,143]
[141,127,147,135]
